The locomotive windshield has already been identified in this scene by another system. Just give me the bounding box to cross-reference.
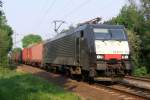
[94,28,127,40]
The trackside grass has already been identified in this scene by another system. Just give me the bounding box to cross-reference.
[0,69,80,100]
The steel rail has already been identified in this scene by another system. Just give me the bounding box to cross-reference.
[94,83,150,100]
[125,76,150,83]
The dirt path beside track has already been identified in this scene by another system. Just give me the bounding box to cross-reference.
[17,65,143,100]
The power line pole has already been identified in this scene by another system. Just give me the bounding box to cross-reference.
[14,32,20,48]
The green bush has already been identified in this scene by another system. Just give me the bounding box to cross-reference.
[0,57,9,67]
[133,66,147,76]
[0,56,16,71]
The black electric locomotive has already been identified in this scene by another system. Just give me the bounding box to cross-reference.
[43,18,131,81]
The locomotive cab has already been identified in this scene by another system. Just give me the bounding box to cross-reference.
[93,25,131,81]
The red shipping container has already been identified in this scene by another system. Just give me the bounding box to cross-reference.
[22,48,28,63]
[30,43,43,63]
[28,47,32,62]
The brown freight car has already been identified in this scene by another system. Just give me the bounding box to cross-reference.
[29,43,43,66]
[22,48,29,64]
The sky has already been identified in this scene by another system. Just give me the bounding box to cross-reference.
[3,0,126,48]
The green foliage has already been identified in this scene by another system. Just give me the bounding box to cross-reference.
[0,56,9,68]
[22,34,42,48]
[133,66,147,76]
[0,1,13,66]
[12,48,22,53]
[140,0,150,20]
[127,30,142,67]
[140,0,150,70]
[0,71,80,100]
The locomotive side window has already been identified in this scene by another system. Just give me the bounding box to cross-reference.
[80,30,84,38]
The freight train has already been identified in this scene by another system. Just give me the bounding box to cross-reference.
[11,18,131,82]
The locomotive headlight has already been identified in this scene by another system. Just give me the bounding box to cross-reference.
[97,55,104,59]
[122,55,129,59]
[124,55,128,59]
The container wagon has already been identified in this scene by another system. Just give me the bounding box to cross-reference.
[29,43,43,66]
[22,48,29,64]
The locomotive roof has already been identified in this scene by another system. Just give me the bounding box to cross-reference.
[44,24,125,44]
[90,24,124,29]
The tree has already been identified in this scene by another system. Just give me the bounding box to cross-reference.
[139,0,150,71]
[140,0,150,20]
[127,30,142,67]
[12,48,22,53]
[0,0,13,65]
[22,34,42,48]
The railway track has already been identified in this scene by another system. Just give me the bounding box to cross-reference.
[125,76,150,83]
[94,82,150,100]
[20,65,150,99]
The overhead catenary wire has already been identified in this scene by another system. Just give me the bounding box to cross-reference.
[40,0,49,14]
[48,0,71,19]
[61,0,91,20]
[44,0,57,16]
[33,0,57,31]
[62,0,115,24]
